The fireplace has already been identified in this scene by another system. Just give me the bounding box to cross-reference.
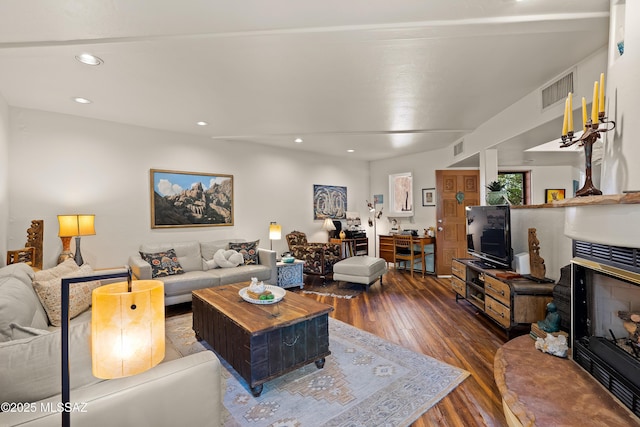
[571,240,640,417]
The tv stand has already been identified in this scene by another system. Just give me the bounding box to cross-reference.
[451,258,556,338]
[471,260,500,270]
[521,274,555,284]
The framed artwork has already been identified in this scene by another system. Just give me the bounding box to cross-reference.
[150,169,233,228]
[313,185,347,220]
[545,188,566,203]
[422,188,436,206]
[388,172,413,216]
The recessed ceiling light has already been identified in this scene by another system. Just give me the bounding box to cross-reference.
[196,121,208,126]
[294,138,303,143]
[347,149,355,153]
[75,53,103,66]
[73,97,92,104]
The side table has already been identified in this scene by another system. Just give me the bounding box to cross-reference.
[276,259,304,289]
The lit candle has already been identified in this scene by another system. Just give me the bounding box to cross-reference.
[582,97,587,131]
[562,97,568,136]
[591,81,599,125]
[567,92,573,133]
[599,72,605,114]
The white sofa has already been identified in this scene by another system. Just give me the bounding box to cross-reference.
[128,239,277,305]
[0,262,223,427]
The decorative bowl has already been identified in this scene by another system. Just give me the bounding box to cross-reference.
[282,256,295,263]
[239,285,285,305]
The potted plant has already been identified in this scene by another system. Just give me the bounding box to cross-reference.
[486,180,507,205]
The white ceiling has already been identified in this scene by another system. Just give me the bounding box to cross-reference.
[0,0,610,162]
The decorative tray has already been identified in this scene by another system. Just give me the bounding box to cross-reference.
[239,285,285,305]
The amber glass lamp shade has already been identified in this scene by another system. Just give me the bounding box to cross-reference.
[91,280,165,379]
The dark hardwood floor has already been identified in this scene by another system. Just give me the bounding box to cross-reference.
[166,268,511,426]
[295,268,511,427]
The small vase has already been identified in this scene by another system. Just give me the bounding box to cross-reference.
[486,191,507,205]
[339,230,346,239]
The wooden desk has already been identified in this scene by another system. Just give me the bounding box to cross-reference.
[379,235,436,275]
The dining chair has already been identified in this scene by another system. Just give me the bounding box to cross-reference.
[393,234,417,277]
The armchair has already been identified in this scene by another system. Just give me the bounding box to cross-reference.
[286,231,342,280]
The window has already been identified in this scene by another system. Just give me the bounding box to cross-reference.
[498,171,530,205]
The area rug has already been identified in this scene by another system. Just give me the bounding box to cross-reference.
[165,313,469,426]
[296,281,366,299]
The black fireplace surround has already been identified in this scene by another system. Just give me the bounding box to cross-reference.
[572,240,640,418]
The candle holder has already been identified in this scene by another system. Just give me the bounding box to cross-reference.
[559,111,615,197]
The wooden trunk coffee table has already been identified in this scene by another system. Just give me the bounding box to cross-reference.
[192,283,333,396]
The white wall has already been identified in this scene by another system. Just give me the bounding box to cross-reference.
[601,1,640,193]
[0,95,8,259]
[367,146,449,254]
[7,108,370,269]
[446,48,608,170]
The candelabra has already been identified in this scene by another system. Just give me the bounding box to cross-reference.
[559,73,615,197]
[560,112,615,197]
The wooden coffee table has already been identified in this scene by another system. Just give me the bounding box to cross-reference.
[192,283,333,396]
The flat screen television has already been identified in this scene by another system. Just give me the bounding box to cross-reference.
[465,205,512,269]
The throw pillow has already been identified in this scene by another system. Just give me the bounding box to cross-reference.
[32,263,101,327]
[33,258,79,282]
[139,248,185,278]
[0,321,101,404]
[204,258,219,270]
[213,249,244,268]
[229,240,260,265]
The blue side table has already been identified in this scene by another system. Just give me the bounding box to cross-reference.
[276,259,304,289]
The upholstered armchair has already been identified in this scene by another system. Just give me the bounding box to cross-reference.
[285,231,342,280]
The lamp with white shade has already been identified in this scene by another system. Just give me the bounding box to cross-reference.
[269,221,282,250]
[321,218,336,239]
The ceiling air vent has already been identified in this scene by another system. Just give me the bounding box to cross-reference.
[453,140,464,156]
[541,71,574,110]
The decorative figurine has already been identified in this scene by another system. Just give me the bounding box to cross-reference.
[537,302,561,333]
[528,228,546,280]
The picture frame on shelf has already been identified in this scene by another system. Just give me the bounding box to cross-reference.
[422,188,436,206]
[150,169,233,228]
[545,188,566,203]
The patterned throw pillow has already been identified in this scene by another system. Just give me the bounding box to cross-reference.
[229,240,260,265]
[140,249,184,278]
[32,263,101,327]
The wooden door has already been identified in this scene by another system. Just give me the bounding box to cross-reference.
[435,170,480,276]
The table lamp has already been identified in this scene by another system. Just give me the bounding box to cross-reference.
[57,214,96,265]
[269,221,282,250]
[322,218,336,239]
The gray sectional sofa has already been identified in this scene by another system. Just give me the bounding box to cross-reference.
[128,239,277,305]
[0,262,223,427]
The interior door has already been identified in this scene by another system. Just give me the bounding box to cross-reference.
[435,170,480,276]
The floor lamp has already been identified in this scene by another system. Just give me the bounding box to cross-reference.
[61,268,164,426]
[269,221,282,251]
[367,200,383,257]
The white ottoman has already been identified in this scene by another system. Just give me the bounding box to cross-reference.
[333,256,387,287]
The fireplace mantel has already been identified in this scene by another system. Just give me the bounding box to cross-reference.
[511,193,640,209]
